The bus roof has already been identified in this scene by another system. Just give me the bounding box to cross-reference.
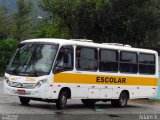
[21,38,157,54]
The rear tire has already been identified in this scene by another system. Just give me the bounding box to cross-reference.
[19,97,30,105]
[56,91,68,109]
[81,99,96,107]
[111,92,128,107]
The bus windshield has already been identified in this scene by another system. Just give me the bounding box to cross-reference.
[6,43,59,76]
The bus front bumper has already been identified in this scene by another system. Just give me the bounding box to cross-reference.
[4,81,51,99]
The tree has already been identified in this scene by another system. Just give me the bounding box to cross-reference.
[34,16,71,38]
[107,0,160,47]
[0,5,11,39]
[12,0,33,41]
[0,39,18,74]
[39,0,160,47]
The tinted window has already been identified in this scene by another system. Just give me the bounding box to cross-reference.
[139,53,155,74]
[76,47,98,71]
[121,52,137,63]
[139,54,155,64]
[99,49,118,72]
[120,51,138,73]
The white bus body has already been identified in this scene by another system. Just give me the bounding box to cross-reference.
[4,38,158,109]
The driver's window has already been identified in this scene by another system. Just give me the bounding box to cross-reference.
[55,46,73,71]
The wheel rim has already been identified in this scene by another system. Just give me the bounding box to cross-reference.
[120,93,127,106]
[61,95,67,107]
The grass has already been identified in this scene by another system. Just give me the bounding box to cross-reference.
[0,73,4,77]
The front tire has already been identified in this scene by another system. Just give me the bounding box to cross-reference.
[19,97,30,105]
[56,91,68,109]
[111,92,128,107]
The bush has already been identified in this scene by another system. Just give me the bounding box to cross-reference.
[0,39,19,76]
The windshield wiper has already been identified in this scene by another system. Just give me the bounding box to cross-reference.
[30,72,38,77]
[18,72,38,77]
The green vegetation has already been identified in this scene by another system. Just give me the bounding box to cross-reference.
[0,0,33,41]
[39,0,160,47]
[0,39,18,75]
[13,0,33,41]
[0,0,160,75]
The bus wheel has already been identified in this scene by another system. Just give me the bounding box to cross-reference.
[111,91,128,107]
[81,99,96,107]
[19,97,30,105]
[56,91,68,109]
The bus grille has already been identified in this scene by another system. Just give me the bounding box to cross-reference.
[10,82,35,89]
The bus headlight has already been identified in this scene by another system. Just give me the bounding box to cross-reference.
[4,77,11,86]
[33,79,47,88]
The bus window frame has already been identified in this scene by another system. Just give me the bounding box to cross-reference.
[119,51,138,74]
[138,53,156,75]
[75,46,98,72]
[99,48,119,73]
[53,45,74,74]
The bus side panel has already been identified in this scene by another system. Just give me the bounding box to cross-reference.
[53,72,158,99]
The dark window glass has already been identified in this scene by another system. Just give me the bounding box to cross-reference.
[55,46,73,72]
[139,54,155,64]
[139,53,155,74]
[120,51,138,73]
[121,52,137,63]
[99,49,118,72]
[76,47,98,71]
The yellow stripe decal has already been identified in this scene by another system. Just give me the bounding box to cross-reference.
[54,73,158,86]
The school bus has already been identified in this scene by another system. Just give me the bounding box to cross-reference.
[4,38,158,109]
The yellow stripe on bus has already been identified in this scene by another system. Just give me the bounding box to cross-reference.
[54,73,158,86]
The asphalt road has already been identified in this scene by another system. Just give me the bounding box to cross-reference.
[0,79,160,120]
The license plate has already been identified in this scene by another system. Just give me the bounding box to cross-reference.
[16,90,25,94]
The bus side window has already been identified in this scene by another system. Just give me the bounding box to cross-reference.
[120,51,138,74]
[139,53,155,75]
[99,49,118,72]
[76,46,98,71]
[55,46,73,72]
